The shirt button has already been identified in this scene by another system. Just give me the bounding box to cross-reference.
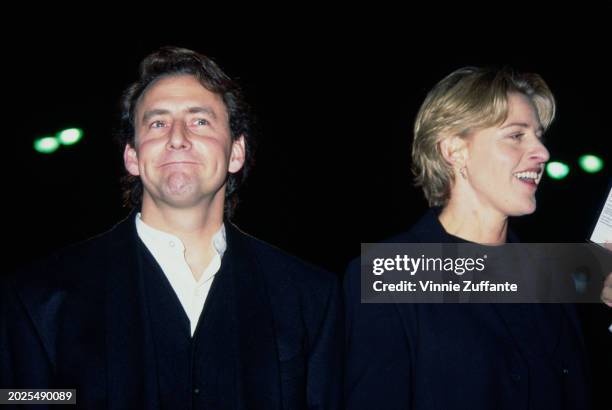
[511,373,521,382]
[193,388,200,395]
[562,368,569,375]
[169,241,175,247]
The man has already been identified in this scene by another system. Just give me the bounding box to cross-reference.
[1,47,342,409]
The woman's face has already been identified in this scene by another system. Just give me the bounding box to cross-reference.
[461,92,550,217]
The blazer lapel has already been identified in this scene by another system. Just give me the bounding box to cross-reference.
[15,213,156,408]
[104,216,161,409]
[225,224,282,409]
[16,232,113,407]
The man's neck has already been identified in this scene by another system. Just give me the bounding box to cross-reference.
[140,196,225,275]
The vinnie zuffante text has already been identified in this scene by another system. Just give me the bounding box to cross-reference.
[370,254,518,293]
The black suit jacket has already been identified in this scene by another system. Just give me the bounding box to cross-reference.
[1,212,343,409]
[344,209,591,410]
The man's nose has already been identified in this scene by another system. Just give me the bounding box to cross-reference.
[167,123,192,150]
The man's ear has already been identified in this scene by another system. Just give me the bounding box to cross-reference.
[228,135,246,174]
[123,144,140,176]
[439,134,468,168]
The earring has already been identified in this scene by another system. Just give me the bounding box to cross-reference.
[459,167,467,180]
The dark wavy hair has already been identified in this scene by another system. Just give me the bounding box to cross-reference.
[116,46,254,218]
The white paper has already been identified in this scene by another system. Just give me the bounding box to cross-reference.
[590,186,612,245]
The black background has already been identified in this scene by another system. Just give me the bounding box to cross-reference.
[2,8,610,406]
[5,14,610,273]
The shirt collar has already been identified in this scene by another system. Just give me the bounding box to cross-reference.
[135,212,227,257]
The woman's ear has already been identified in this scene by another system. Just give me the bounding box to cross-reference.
[439,135,468,168]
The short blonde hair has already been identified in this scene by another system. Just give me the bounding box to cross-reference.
[412,67,556,207]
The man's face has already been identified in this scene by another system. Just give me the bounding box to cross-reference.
[124,75,245,209]
[461,92,550,217]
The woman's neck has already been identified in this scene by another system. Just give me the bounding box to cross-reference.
[438,199,508,245]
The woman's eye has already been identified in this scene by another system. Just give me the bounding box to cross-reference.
[510,133,524,141]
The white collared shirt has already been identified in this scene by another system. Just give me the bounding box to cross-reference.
[135,213,227,336]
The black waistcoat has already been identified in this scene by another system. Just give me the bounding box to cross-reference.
[138,239,238,410]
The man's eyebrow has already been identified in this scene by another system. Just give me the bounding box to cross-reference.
[188,106,217,119]
[141,107,218,124]
[141,109,170,124]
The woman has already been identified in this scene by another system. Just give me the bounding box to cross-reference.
[344,67,592,409]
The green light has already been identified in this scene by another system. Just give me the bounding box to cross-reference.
[546,161,570,180]
[57,128,83,145]
[34,137,60,154]
[578,154,603,173]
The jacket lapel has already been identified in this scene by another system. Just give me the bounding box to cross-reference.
[22,212,161,408]
[104,215,161,409]
[225,224,282,409]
